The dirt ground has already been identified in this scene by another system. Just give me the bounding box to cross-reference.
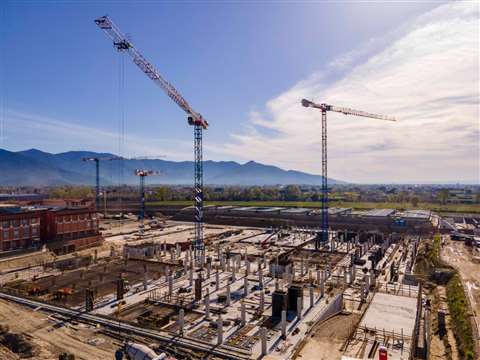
[428,286,460,360]
[441,238,480,333]
[0,299,119,359]
[294,313,360,360]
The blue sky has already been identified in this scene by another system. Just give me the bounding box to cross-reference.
[1,1,478,183]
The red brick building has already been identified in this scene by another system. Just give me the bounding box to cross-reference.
[0,203,102,255]
[42,207,102,254]
[0,205,42,252]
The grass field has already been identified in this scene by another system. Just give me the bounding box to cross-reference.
[147,200,480,214]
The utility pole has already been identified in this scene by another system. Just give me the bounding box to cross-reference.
[134,169,158,235]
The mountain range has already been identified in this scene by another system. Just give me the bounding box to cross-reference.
[0,148,341,186]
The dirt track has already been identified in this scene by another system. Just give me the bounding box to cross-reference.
[0,299,119,359]
[441,238,480,342]
[295,313,360,360]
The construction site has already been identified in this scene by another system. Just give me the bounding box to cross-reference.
[0,218,428,360]
[0,9,477,360]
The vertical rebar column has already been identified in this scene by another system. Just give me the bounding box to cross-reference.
[139,174,145,235]
[193,124,204,264]
[320,109,328,247]
[95,159,100,211]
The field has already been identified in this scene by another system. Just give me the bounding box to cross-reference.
[147,200,480,214]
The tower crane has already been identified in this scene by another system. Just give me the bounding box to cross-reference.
[82,156,122,210]
[301,99,395,250]
[134,169,159,235]
[95,16,208,264]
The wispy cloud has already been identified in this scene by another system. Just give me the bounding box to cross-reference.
[223,2,479,183]
[4,109,193,160]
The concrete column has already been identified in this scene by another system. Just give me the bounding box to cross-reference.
[186,247,190,262]
[300,257,304,276]
[220,252,225,271]
[364,274,370,289]
[275,278,279,291]
[370,269,376,288]
[226,283,231,306]
[215,270,220,291]
[168,275,173,298]
[352,264,356,282]
[343,267,348,285]
[217,316,223,345]
[281,310,287,339]
[232,263,236,282]
[320,279,325,298]
[205,289,210,319]
[259,290,265,312]
[246,259,250,275]
[316,269,321,285]
[261,327,267,356]
[189,267,194,287]
[207,260,211,279]
[178,309,184,335]
[241,301,246,326]
[176,243,180,258]
[297,297,303,319]
[244,277,249,297]
[309,286,314,308]
[227,257,231,272]
[259,267,263,289]
[143,273,148,291]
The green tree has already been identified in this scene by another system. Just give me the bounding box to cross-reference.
[284,185,302,201]
[411,196,419,207]
[438,189,449,205]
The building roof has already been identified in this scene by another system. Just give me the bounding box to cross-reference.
[328,207,352,215]
[401,209,431,220]
[280,208,311,214]
[364,209,395,217]
[255,207,284,212]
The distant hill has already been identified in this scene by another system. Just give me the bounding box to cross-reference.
[0,148,343,186]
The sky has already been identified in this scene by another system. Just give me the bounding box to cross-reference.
[0,1,478,184]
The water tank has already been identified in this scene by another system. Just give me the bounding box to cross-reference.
[271,290,288,319]
[287,285,303,314]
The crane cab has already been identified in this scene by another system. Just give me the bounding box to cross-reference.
[188,115,209,129]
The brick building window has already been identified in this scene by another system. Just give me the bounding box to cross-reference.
[2,230,8,240]
[13,230,19,239]
[12,220,20,228]
[2,221,9,228]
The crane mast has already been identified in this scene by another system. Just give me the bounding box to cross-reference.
[134,169,158,236]
[83,156,121,211]
[95,16,208,264]
[301,99,395,250]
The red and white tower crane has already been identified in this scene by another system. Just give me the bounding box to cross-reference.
[94,16,208,264]
[301,99,395,250]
